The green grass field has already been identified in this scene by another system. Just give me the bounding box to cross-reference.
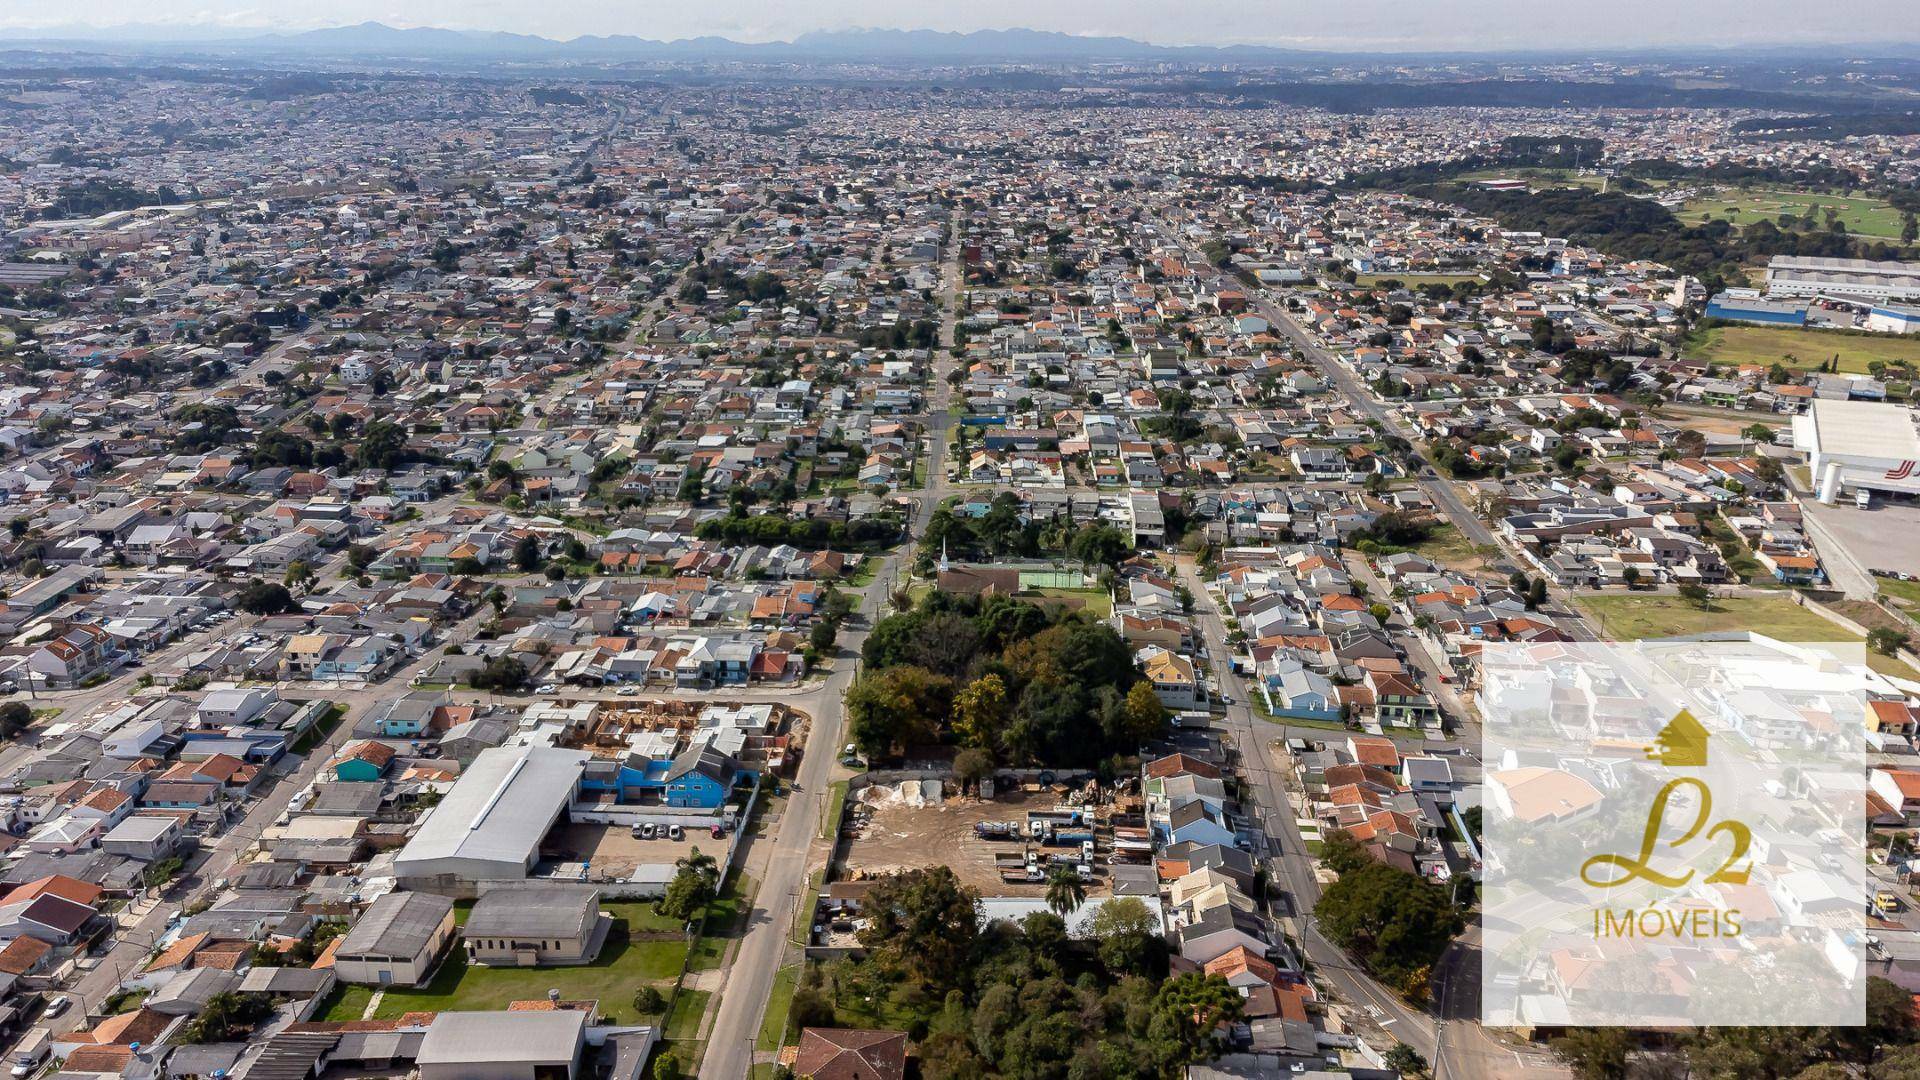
[1675,187,1908,239]
[1684,324,1920,375]
[1411,523,1495,569]
[664,989,713,1040]
[756,965,800,1052]
[367,902,689,1022]
[1880,577,1920,613]
[1577,593,1918,680]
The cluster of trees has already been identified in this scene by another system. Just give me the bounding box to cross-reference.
[178,991,275,1043]
[467,655,531,692]
[1349,510,1436,552]
[693,511,902,551]
[855,319,939,350]
[235,580,299,616]
[920,493,1136,569]
[848,591,1165,766]
[789,866,1240,1079]
[1314,832,1465,1001]
[0,703,32,741]
[1551,977,1919,1079]
[1434,184,1914,293]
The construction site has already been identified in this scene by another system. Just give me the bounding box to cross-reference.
[549,697,801,775]
[836,774,1150,899]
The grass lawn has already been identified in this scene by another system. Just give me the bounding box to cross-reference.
[756,965,800,1052]
[1579,593,1858,641]
[821,780,849,841]
[1029,587,1112,618]
[1674,187,1907,239]
[1684,324,1920,375]
[1576,593,1920,680]
[689,874,754,972]
[1410,523,1493,570]
[1881,577,1920,613]
[317,984,375,1023]
[290,703,347,755]
[664,989,713,1040]
[370,906,689,1022]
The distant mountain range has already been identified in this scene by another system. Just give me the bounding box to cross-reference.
[0,22,1331,63]
[9,21,1919,65]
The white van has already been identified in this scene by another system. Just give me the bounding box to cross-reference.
[10,1027,50,1078]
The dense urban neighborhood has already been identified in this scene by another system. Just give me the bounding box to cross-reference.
[0,24,1919,1080]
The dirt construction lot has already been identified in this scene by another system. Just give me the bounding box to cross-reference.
[841,787,1111,899]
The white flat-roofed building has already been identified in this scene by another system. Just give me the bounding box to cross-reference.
[416,1010,587,1080]
[1765,255,1920,303]
[393,744,589,896]
[1792,399,1920,503]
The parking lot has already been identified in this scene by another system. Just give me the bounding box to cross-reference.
[841,787,1112,899]
[1801,496,1920,578]
[543,819,721,878]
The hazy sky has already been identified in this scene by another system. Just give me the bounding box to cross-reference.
[2,0,1915,51]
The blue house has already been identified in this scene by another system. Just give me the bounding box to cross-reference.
[662,745,747,808]
[581,745,750,810]
[1164,800,1237,848]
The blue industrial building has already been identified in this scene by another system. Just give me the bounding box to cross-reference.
[1704,292,1808,326]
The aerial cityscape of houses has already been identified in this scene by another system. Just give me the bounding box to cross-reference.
[0,22,1915,1080]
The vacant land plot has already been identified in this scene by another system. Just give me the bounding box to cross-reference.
[1675,187,1907,239]
[841,787,1109,899]
[368,900,688,1022]
[1577,593,1918,680]
[1579,593,1852,642]
[1684,324,1920,375]
[1410,523,1493,572]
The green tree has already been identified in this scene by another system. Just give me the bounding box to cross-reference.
[1550,1027,1634,1080]
[951,673,1010,751]
[844,666,955,758]
[1045,866,1086,917]
[952,747,994,792]
[1150,972,1243,1065]
[855,867,978,992]
[1314,836,1464,999]
[1383,1042,1431,1078]
[1086,895,1162,976]
[1123,679,1169,745]
[236,579,298,615]
[1870,627,1910,657]
[512,534,542,572]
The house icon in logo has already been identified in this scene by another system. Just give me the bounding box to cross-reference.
[1645,709,1709,768]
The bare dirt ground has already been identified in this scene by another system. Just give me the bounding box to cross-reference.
[840,787,1111,898]
[545,820,718,877]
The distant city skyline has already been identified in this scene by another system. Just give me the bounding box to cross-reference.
[4,0,1918,53]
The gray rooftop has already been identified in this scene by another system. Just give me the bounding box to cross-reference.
[335,890,454,960]
[463,885,599,941]
[394,744,588,873]
[416,1010,586,1067]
